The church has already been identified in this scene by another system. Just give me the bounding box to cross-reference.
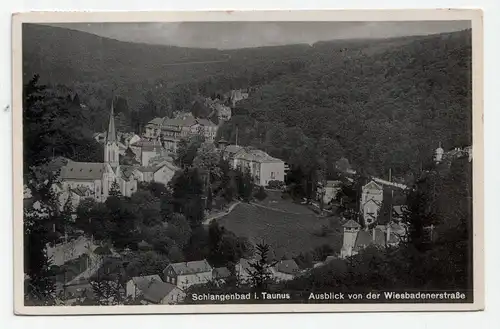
[53,102,139,208]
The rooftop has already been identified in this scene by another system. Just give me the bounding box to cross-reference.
[275,260,300,275]
[213,267,231,279]
[342,219,361,229]
[166,260,212,276]
[142,281,179,304]
[60,161,106,181]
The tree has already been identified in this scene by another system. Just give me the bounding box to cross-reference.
[246,244,277,293]
[171,168,205,227]
[193,142,223,182]
[124,250,170,278]
[236,167,254,202]
[109,181,122,197]
[175,135,205,168]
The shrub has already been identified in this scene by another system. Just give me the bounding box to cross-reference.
[267,180,285,190]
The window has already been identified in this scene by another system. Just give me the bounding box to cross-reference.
[270,172,275,179]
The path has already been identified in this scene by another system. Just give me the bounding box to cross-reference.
[203,201,241,225]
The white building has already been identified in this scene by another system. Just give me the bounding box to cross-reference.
[222,145,285,186]
[126,274,185,305]
[359,181,384,227]
[163,260,213,290]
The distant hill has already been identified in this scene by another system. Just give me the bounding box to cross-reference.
[23,24,472,177]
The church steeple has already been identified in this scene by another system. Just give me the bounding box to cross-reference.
[106,99,117,143]
[104,99,119,167]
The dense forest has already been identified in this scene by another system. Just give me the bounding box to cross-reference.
[23,24,472,178]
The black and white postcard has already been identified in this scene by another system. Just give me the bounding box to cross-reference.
[12,10,484,314]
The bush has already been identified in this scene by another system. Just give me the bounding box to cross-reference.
[267,180,285,190]
[254,186,268,201]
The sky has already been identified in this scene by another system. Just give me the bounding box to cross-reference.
[47,21,471,49]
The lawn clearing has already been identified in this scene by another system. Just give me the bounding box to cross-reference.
[218,202,344,259]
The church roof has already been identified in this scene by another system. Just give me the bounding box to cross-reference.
[60,161,106,181]
[106,100,117,143]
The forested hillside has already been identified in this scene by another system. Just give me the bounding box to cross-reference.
[23,24,472,178]
[219,30,472,177]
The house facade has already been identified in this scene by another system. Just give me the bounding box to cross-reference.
[163,260,213,290]
[359,181,384,227]
[129,139,164,167]
[126,275,186,305]
[125,275,162,299]
[222,145,285,186]
[271,260,300,282]
[144,117,165,139]
[160,113,218,152]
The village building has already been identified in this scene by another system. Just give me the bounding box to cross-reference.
[125,274,162,299]
[129,139,164,166]
[140,280,186,305]
[125,274,185,304]
[212,267,231,285]
[160,113,218,152]
[359,181,384,227]
[131,162,178,186]
[317,180,342,205]
[271,260,300,282]
[222,145,285,186]
[223,89,250,107]
[340,219,406,259]
[143,117,165,139]
[163,260,213,290]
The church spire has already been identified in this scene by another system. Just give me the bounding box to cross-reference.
[106,98,117,143]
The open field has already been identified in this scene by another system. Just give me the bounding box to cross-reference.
[218,199,344,259]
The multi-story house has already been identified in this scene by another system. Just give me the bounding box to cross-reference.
[160,113,218,152]
[222,145,285,187]
[163,260,213,290]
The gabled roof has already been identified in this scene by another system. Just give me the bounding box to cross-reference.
[146,117,165,126]
[166,260,212,276]
[275,260,299,275]
[60,161,106,181]
[142,281,179,304]
[363,180,383,191]
[213,267,231,279]
[162,114,197,128]
[354,228,386,249]
[343,219,361,229]
[131,275,162,292]
[223,145,244,156]
[120,165,138,181]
